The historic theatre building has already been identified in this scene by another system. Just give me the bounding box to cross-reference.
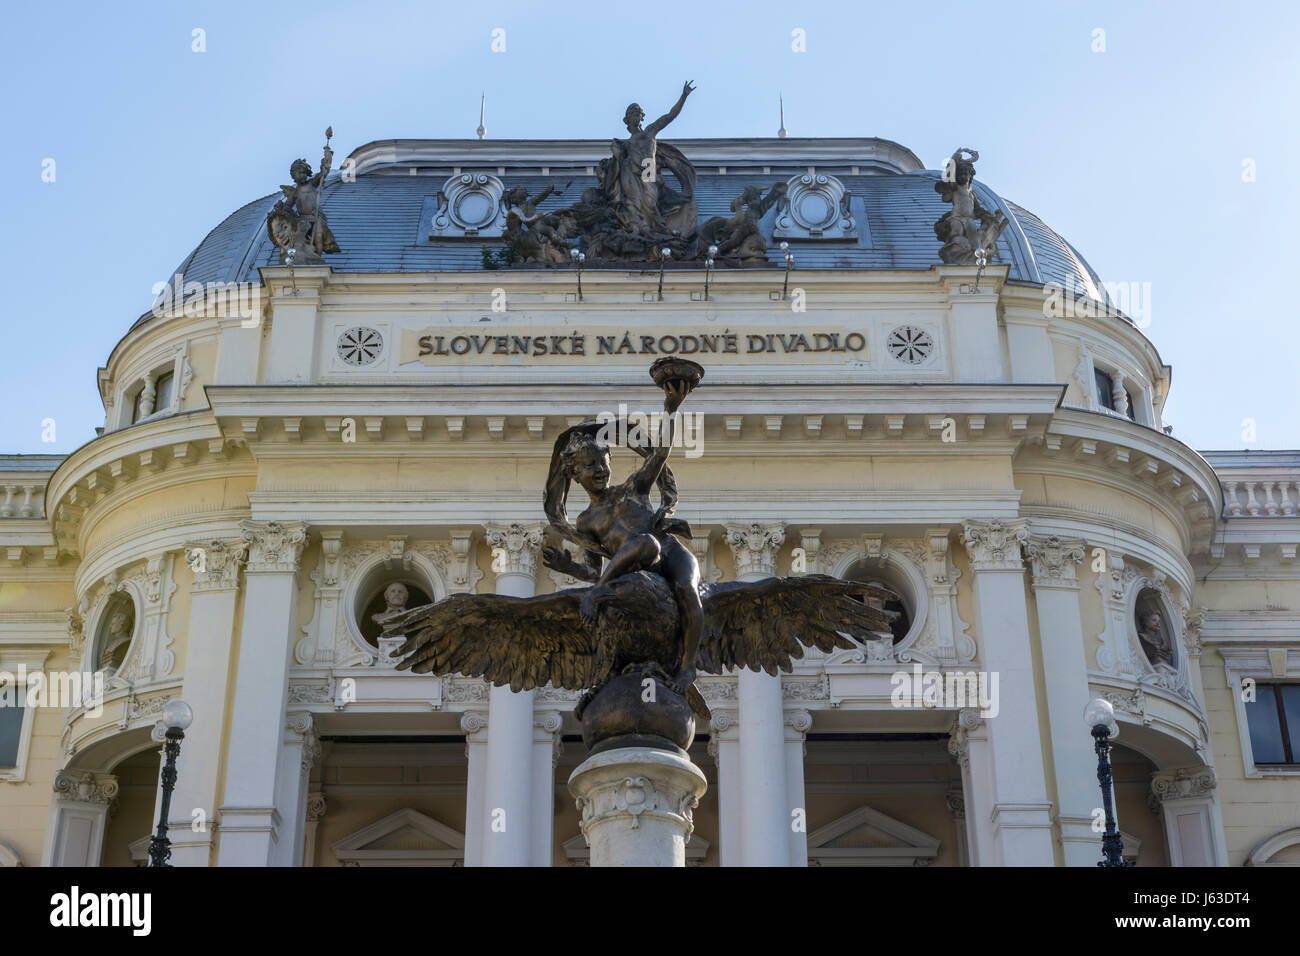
[1,107,1297,867]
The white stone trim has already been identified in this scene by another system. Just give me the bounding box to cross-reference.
[1219,645,1300,778]
[0,648,51,783]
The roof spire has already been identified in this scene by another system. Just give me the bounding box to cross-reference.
[777,94,787,138]
[476,92,486,140]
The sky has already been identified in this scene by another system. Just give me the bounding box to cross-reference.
[1,0,1296,455]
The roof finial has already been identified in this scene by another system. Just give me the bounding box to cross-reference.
[777,94,787,138]
[476,92,486,140]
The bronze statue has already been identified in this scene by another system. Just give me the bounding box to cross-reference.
[934,148,1006,265]
[498,84,701,264]
[267,127,340,264]
[388,359,896,755]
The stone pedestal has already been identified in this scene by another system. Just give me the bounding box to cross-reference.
[568,748,708,867]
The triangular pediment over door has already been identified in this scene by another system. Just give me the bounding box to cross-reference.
[331,808,465,867]
[807,806,941,866]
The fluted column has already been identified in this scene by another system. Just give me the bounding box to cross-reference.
[169,538,246,866]
[959,520,1054,866]
[217,520,307,866]
[1024,533,1096,866]
[482,523,544,866]
[725,522,790,866]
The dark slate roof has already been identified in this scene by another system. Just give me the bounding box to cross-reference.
[141,146,1114,327]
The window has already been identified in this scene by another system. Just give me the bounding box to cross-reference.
[128,370,175,424]
[153,372,174,414]
[1245,684,1300,765]
[1094,367,1135,420]
[0,701,22,768]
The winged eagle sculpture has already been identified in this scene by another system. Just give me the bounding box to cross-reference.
[386,358,898,754]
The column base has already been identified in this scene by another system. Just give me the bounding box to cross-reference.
[568,747,708,867]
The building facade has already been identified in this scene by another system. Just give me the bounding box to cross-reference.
[0,134,1297,867]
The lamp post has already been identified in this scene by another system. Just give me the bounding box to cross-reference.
[148,699,193,867]
[1084,697,1132,867]
[703,244,717,301]
[657,247,671,301]
[780,241,794,300]
[570,247,585,301]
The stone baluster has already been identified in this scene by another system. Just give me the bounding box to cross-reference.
[1281,480,1297,516]
[19,485,35,518]
[1224,482,1242,517]
[0,485,14,517]
[138,374,157,418]
[1244,482,1260,516]
[1262,482,1278,516]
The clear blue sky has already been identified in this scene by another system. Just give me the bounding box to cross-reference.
[2,0,1296,454]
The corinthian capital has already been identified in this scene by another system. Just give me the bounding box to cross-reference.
[240,520,308,573]
[185,538,249,591]
[1024,534,1086,588]
[485,523,544,578]
[724,522,786,578]
[960,519,1028,572]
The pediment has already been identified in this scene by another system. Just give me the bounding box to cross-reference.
[808,806,940,866]
[331,808,464,866]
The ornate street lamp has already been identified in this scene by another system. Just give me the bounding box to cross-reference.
[657,247,672,301]
[148,699,193,867]
[1084,697,1132,867]
[570,247,585,301]
[780,241,795,300]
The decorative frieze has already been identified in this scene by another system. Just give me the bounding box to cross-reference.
[724,522,786,578]
[960,520,1028,572]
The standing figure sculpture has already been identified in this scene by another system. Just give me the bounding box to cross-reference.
[934,147,1006,265]
[267,127,341,264]
[386,358,898,756]
[697,182,789,266]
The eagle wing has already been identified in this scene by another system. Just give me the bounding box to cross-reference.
[697,575,897,676]
[388,589,604,692]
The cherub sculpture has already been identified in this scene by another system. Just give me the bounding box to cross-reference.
[267,127,341,264]
[387,359,897,753]
[934,147,1007,265]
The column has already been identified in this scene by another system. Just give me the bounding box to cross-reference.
[169,538,246,866]
[708,710,741,866]
[946,789,969,867]
[532,711,563,866]
[303,792,326,867]
[217,520,308,866]
[785,710,812,867]
[272,712,319,866]
[1024,533,1098,866]
[42,771,118,867]
[948,709,994,867]
[1150,767,1228,867]
[460,712,489,866]
[959,520,1054,865]
[481,523,544,866]
[725,522,790,866]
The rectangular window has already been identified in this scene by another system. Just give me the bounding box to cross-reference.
[1094,368,1115,411]
[1246,683,1300,765]
[0,703,23,767]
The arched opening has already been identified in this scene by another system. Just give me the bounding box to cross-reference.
[355,573,433,648]
[842,559,912,644]
[93,593,136,675]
